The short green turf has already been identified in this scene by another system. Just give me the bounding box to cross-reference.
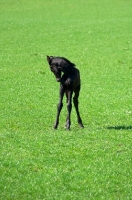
[0,0,132,199]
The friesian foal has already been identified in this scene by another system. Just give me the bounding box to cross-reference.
[47,56,84,130]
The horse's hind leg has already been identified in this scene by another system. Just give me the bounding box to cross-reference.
[54,85,64,129]
[73,85,84,128]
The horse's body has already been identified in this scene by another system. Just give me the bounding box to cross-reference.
[47,56,84,130]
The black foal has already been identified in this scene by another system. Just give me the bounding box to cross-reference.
[47,56,84,130]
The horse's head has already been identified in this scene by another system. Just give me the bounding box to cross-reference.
[47,56,62,82]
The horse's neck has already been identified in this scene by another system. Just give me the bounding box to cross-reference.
[62,66,74,74]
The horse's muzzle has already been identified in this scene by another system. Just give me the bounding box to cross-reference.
[56,78,61,82]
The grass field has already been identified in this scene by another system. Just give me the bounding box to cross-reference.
[0,0,132,199]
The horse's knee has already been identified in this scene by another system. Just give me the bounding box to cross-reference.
[73,97,78,106]
[57,102,63,111]
[67,103,72,112]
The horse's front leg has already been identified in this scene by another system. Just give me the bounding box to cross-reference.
[54,85,64,129]
[65,89,73,130]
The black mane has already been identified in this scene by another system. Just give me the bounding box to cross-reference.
[51,56,76,68]
[60,57,76,67]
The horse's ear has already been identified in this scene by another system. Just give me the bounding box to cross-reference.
[47,56,54,65]
[47,56,50,64]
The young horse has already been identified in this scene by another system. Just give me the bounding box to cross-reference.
[47,56,84,130]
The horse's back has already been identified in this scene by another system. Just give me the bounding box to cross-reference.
[61,67,80,89]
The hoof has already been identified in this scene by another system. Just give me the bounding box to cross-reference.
[53,125,57,129]
[65,124,70,130]
[79,124,84,128]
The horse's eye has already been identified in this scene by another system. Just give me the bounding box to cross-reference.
[50,66,53,70]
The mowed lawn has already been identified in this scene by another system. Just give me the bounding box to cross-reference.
[0,0,132,199]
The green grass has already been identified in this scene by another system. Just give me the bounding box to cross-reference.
[0,0,132,199]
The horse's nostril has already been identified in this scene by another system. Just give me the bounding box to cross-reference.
[56,78,61,82]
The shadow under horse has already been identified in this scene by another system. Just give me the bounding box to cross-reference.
[47,56,84,130]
